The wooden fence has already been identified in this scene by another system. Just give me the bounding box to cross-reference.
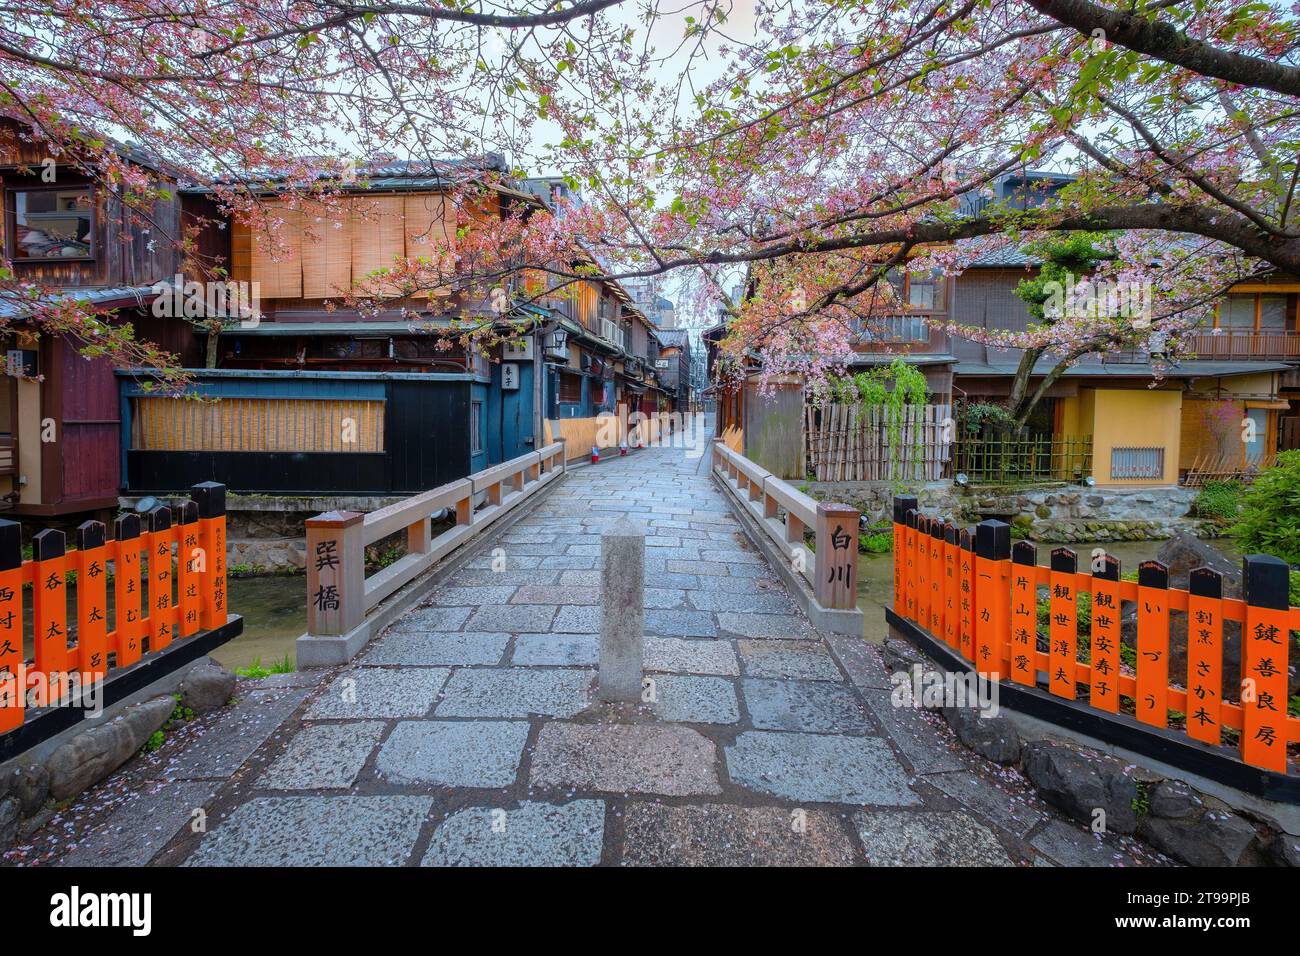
[803,402,951,481]
[953,432,1093,484]
[1181,450,1279,487]
[890,496,1300,777]
[302,442,567,662]
[0,483,237,749]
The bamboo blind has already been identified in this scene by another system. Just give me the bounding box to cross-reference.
[301,209,354,298]
[803,403,952,481]
[132,397,385,453]
[231,196,458,299]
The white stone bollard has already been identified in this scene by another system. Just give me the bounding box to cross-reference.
[599,517,645,702]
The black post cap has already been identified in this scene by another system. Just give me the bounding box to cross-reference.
[943,522,957,545]
[905,509,918,529]
[1189,566,1223,599]
[76,520,107,552]
[32,528,65,561]
[893,496,918,523]
[930,519,943,540]
[178,500,199,525]
[148,505,172,533]
[1050,547,1077,574]
[916,513,930,534]
[115,513,141,540]
[975,520,1011,560]
[1012,540,1038,566]
[959,528,974,552]
[1243,553,1290,611]
[1092,553,1121,582]
[0,519,21,572]
[1137,560,1168,589]
[191,482,226,519]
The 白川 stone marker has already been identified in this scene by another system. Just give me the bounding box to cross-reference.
[598,517,644,702]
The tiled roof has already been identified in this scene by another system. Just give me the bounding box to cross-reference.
[966,245,1041,268]
[0,285,157,319]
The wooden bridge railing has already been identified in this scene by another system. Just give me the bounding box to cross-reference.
[304,442,567,648]
[712,440,859,612]
[0,482,235,745]
[891,495,1300,775]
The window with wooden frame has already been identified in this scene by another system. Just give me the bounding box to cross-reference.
[1213,292,1293,330]
[883,267,946,312]
[558,371,583,403]
[7,184,94,260]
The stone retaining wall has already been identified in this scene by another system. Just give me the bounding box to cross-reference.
[804,480,1213,542]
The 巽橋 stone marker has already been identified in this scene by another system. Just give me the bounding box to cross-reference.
[599,517,644,702]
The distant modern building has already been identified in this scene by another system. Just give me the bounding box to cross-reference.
[622,278,678,329]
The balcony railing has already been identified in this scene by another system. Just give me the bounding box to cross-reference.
[853,314,932,346]
[1188,329,1300,360]
[1100,329,1300,364]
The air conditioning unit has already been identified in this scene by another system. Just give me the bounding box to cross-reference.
[580,354,592,371]
[655,359,669,369]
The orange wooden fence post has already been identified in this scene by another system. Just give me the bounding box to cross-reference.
[973,520,1010,680]
[914,514,931,630]
[75,520,110,684]
[814,501,860,610]
[1135,560,1170,728]
[958,528,975,661]
[147,505,175,652]
[192,482,228,630]
[113,514,144,667]
[928,520,944,638]
[892,496,916,614]
[1185,566,1224,746]
[903,510,918,622]
[941,522,960,650]
[32,529,69,702]
[1240,554,1290,772]
[0,519,23,732]
[1009,541,1038,686]
[1089,553,1122,713]
[177,501,202,639]
[1048,547,1078,700]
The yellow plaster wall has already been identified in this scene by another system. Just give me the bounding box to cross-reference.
[1082,388,1182,485]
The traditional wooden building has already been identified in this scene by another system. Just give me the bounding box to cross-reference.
[0,118,189,517]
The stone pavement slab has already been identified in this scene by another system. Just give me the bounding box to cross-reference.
[726,731,920,805]
[375,720,529,787]
[645,636,739,675]
[360,631,510,667]
[422,801,605,867]
[185,796,431,866]
[621,804,858,866]
[169,688,311,780]
[737,640,843,681]
[511,633,598,666]
[652,675,740,724]
[854,810,1013,866]
[530,723,722,796]
[59,782,218,867]
[257,721,386,790]
[434,667,590,718]
[306,668,449,719]
[741,678,873,734]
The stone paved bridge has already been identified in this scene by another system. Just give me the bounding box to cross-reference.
[15,440,1168,866]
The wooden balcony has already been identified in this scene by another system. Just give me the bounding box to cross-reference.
[851,314,947,353]
[1187,329,1300,360]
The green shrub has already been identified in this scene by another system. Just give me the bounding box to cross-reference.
[270,654,295,674]
[859,532,892,554]
[1190,480,1242,520]
[236,657,273,679]
[1290,570,1299,609]
[1232,451,1300,563]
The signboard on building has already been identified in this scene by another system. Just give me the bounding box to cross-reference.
[502,338,533,361]
[501,363,520,390]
